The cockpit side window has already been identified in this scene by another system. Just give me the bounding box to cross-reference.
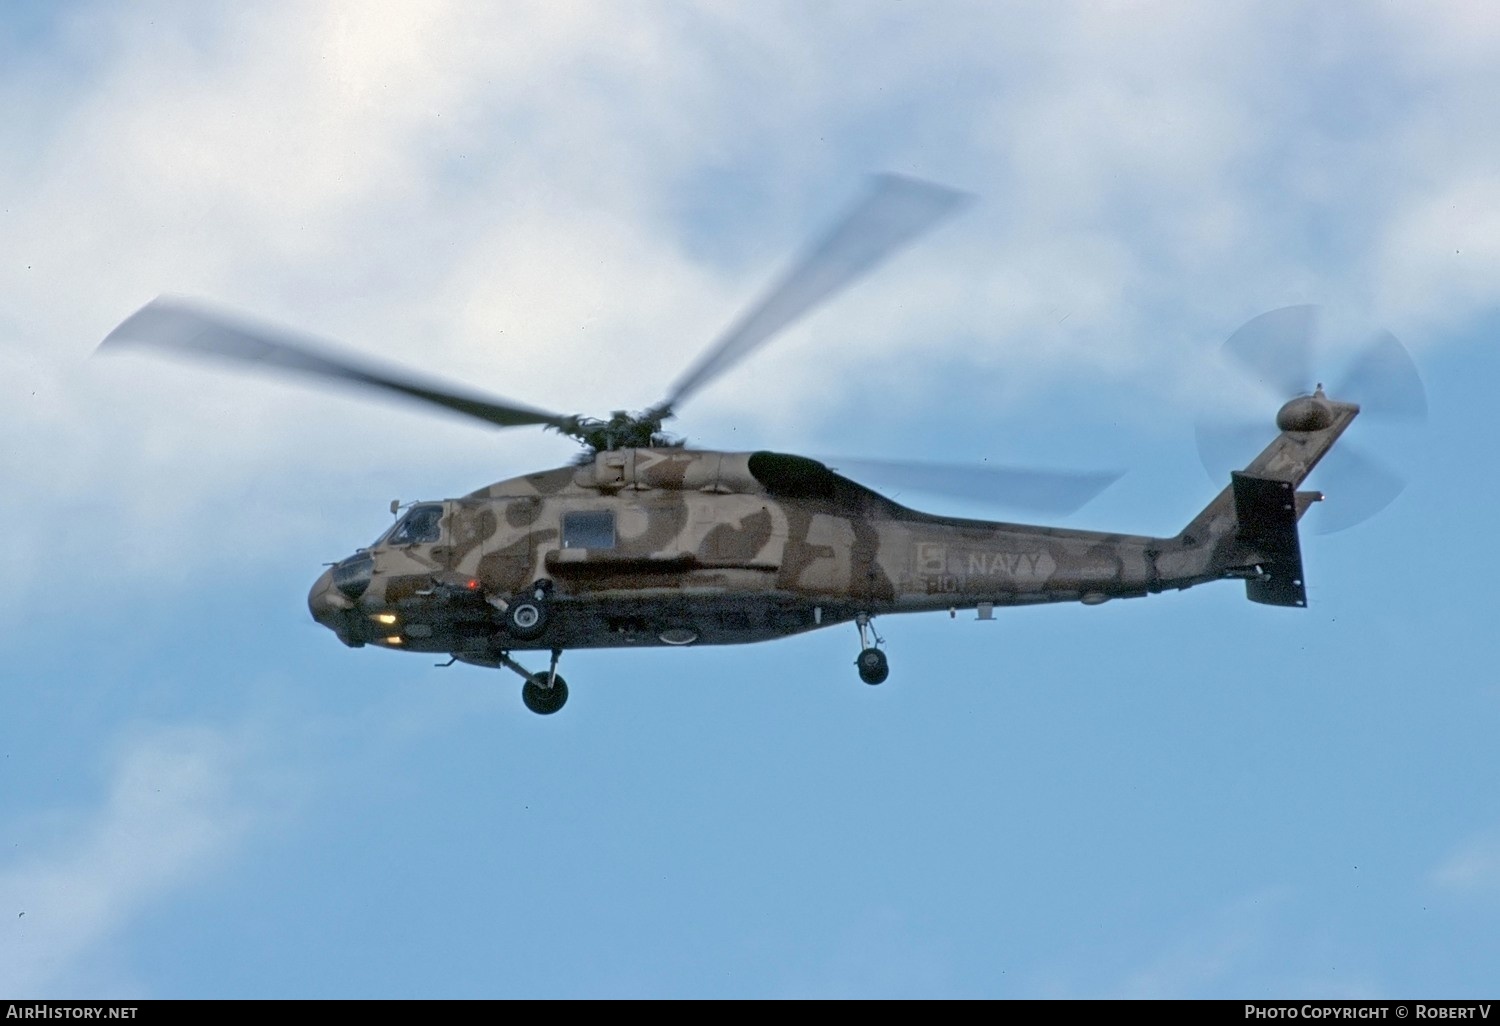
[387,504,444,545]
[562,510,616,549]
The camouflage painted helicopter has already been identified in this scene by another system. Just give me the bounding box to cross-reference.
[100,176,1421,714]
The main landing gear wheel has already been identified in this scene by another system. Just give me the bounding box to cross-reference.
[853,612,889,685]
[856,647,889,685]
[498,648,568,715]
[522,674,568,715]
[506,597,548,640]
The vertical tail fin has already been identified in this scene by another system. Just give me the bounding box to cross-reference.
[1230,471,1307,606]
[1161,396,1359,606]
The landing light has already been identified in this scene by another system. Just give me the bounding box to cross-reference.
[384,636,404,645]
[373,613,398,625]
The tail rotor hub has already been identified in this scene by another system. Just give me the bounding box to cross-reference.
[1275,391,1335,432]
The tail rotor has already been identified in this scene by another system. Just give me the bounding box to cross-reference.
[1195,305,1426,534]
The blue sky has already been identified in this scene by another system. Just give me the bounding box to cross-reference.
[4,0,1500,999]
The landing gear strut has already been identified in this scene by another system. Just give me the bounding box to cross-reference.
[854,613,889,685]
[498,647,568,715]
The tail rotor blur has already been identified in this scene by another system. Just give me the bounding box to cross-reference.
[1195,306,1426,533]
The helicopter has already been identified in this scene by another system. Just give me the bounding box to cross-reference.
[99,175,1418,715]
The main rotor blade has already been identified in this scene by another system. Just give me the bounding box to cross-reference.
[657,174,973,415]
[99,296,575,433]
[1221,305,1318,398]
[822,456,1121,515]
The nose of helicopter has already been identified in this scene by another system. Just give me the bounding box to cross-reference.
[309,555,376,647]
[307,568,343,628]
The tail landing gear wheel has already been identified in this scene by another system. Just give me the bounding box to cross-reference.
[506,598,548,640]
[856,647,889,685]
[522,674,568,715]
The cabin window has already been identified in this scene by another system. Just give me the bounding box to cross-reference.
[388,504,444,545]
[562,510,616,549]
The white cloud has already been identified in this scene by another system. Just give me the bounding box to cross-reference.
[772,905,956,998]
[0,725,259,996]
[5,0,1500,603]
[1378,0,1500,73]
[1431,833,1500,896]
[1378,178,1500,337]
[1095,888,1382,999]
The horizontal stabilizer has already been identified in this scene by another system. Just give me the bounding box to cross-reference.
[1232,472,1307,607]
[1295,490,1323,520]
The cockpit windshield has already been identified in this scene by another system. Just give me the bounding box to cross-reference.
[375,503,444,547]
